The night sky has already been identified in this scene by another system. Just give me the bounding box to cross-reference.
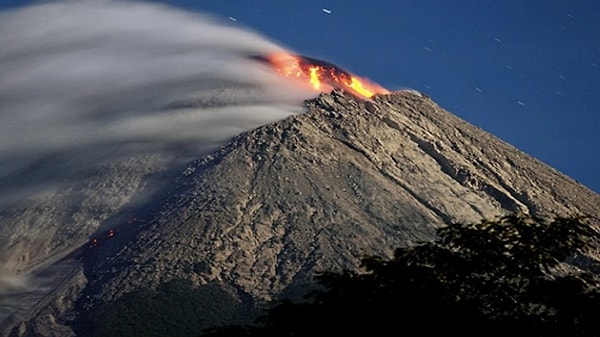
[167,0,600,194]
[3,0,599,194]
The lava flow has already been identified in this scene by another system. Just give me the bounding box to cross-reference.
[254,52,389,99]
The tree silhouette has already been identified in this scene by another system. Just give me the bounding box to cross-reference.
[201,214,600,337]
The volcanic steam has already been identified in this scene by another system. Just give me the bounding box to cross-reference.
[0,0,316,207]
[0,0,316,324]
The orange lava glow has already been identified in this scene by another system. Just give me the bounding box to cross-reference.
[309,67,321,89]
[265,52,389,99]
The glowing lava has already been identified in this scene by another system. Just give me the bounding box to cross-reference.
[255,52,389,99]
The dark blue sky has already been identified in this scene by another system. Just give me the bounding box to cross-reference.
[169,0,600,193]
[4,0,599,194]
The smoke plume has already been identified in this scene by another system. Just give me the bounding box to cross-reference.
[0,0,317,326]
[0,0,316,204]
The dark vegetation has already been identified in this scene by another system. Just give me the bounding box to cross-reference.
[74,214,600,337]
[202,214,600,337]
[74,280,257,337]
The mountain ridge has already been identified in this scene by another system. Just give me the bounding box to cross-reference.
[82,89,600,303]
[3,89,600,336]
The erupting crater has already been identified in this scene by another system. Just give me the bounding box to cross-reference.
[252,52,389,99]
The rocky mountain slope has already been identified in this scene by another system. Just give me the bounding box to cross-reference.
[3,89,600,336]
[87,90,600,301]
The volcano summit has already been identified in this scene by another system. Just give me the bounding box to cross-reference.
[252,52,390,98]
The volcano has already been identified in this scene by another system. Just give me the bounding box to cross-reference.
[3,89,600,337]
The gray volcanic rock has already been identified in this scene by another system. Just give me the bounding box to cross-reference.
[0,152,172,274]
[0,151,176,337]
[85,89,600,306]
[4,89,600,336]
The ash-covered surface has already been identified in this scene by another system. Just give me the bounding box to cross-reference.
[5,89,597,336]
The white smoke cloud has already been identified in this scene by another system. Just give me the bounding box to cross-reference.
[0,0,316,200]
[0,0,318,327]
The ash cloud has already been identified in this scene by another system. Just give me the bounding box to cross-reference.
[0,0,316,326]
[0,0,315,204]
